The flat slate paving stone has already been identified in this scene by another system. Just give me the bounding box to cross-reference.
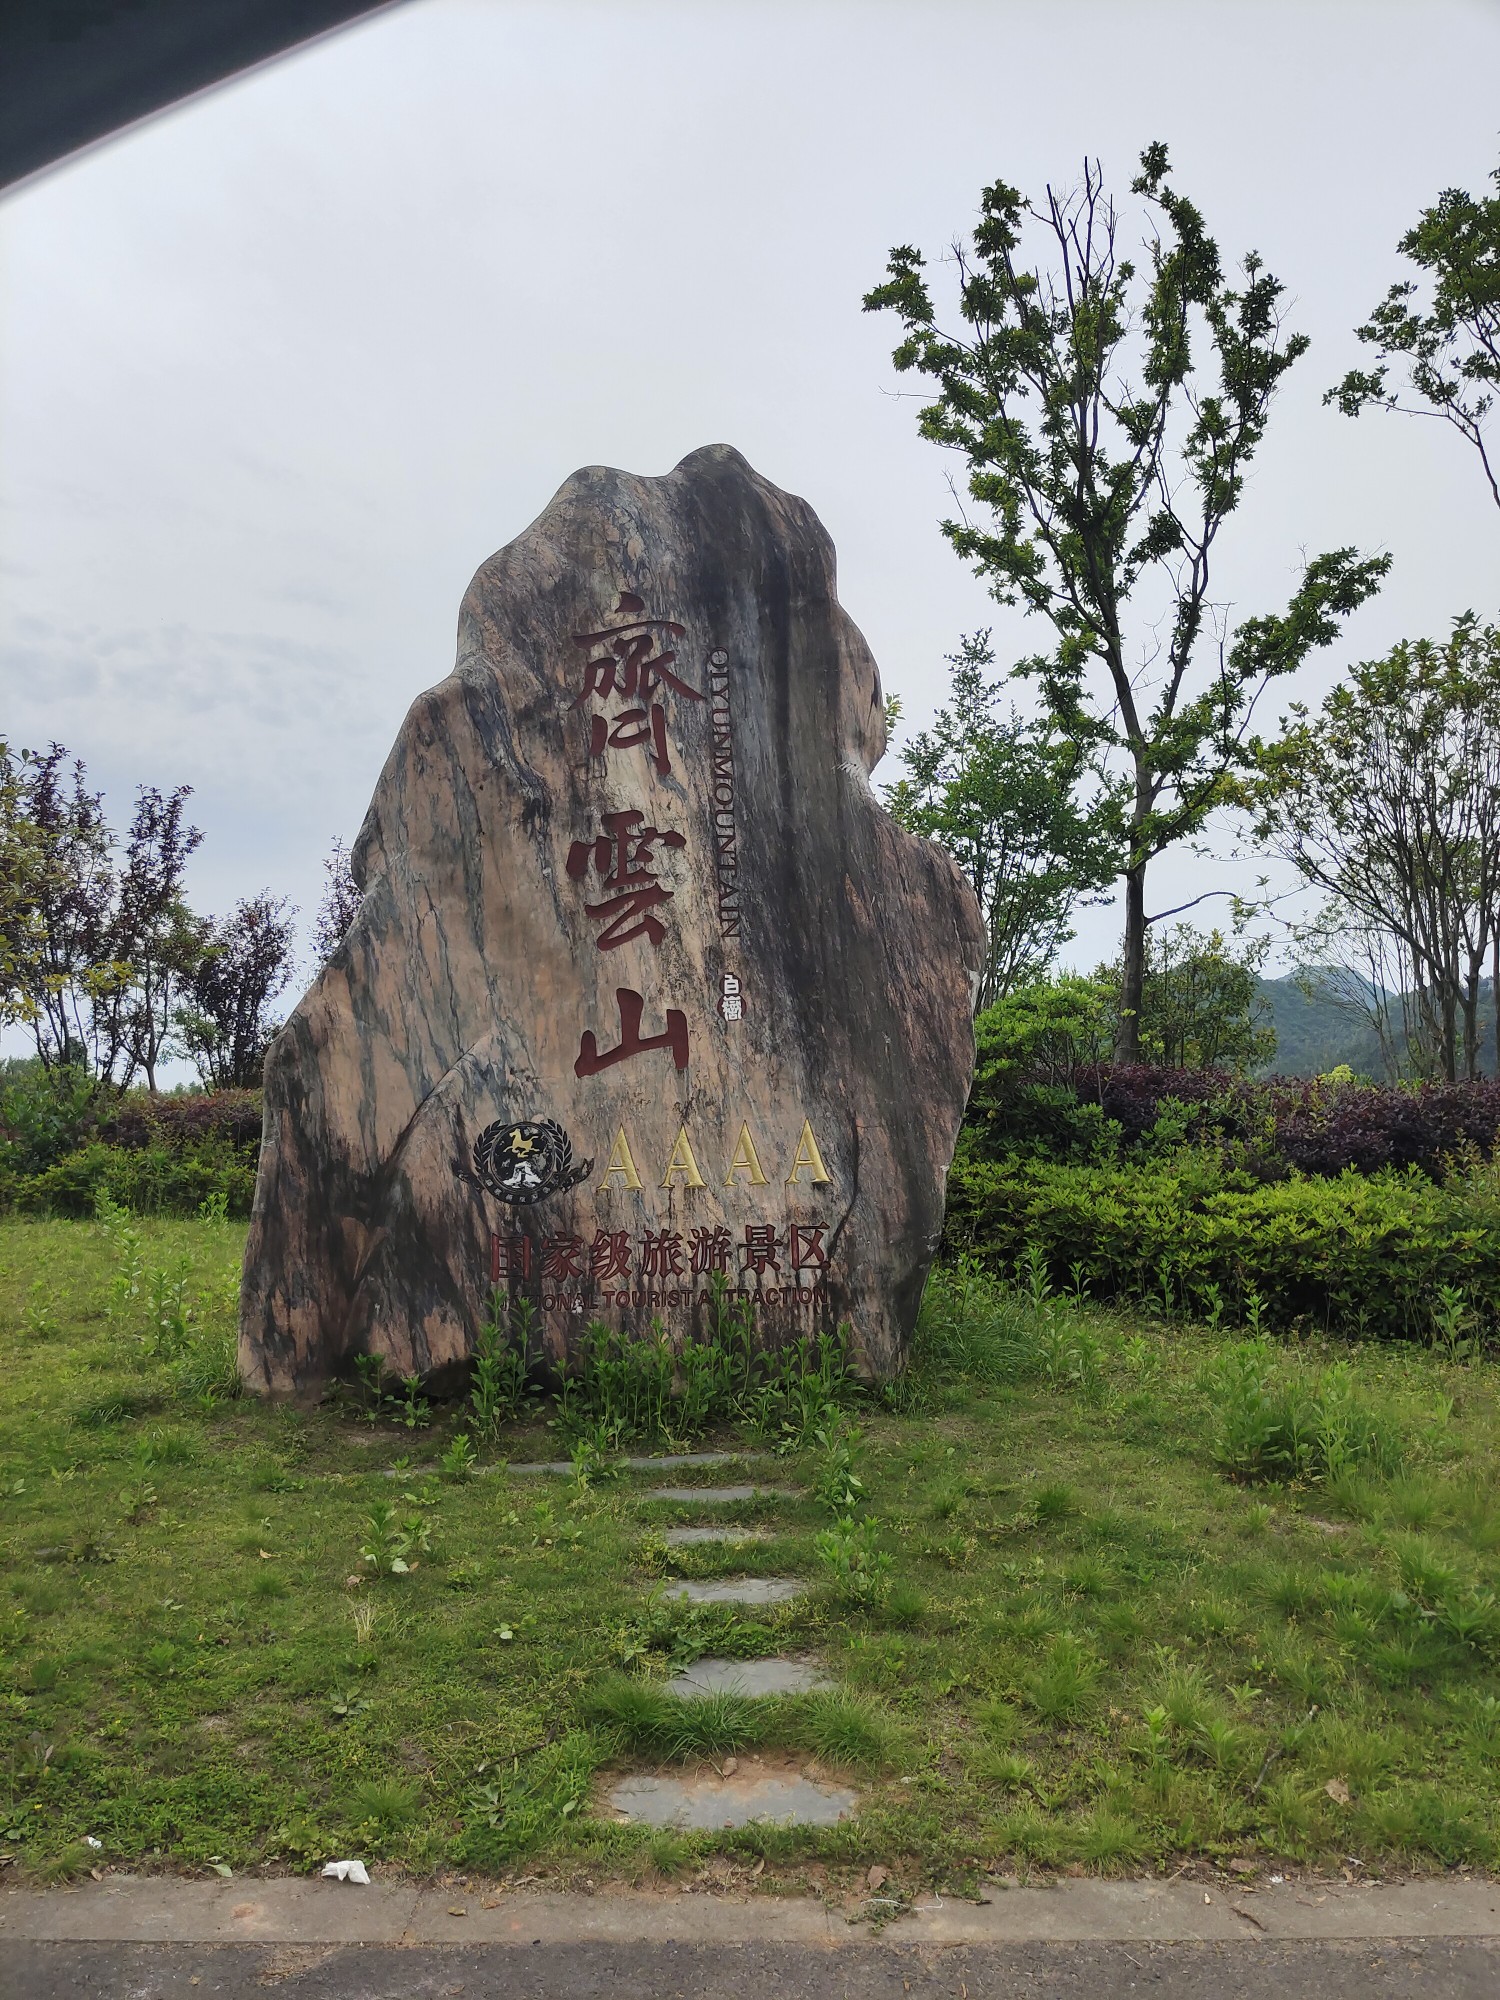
[665,1656,831,1698]
[661,1525,769,1546]
[607,1765,857,1830]
[663,1578,806,1605]
[644,1486,798,1504]
[508,1452,763,1477]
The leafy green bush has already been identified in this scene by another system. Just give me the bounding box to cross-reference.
[9,1140,256,1218]
[947,1151,1500,1342]
[0,1069,262,1217]
[964,980,1500,1179]
[0,1059,98,1177]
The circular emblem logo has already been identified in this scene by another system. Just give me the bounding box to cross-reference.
[469,1118,592,1207]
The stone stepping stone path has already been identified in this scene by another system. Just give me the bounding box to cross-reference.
[664,1577,806,1606]
[608,1762,856,1831]
[644,1484,796,1504]
[509,1450,763,1478]
[604,1451,858,1833]
[661,1525,768,1546]
[665,1656,831,1698]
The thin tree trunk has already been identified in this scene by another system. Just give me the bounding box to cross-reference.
[1461,974,1479,1081]
[1115,860,1147,1065]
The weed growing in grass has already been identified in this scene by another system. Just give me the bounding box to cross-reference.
[469,1290,531,1439]
[912,1257,1036,1381]
[144,1257,194,1361]
[1031,1482,1079,1524]
[812,1413,866,1516]
[352,1353,388,1421]
[800,1691,891,1769]
[438,1433,478,1481]
[1431,1285,1481,1363]
[95,1190,145,1317]
[1021,1632,1101,1722]
[117,1477,158,1523]
[358,1502,433,1577]
[1437,1589,1500,1656]
[1305,1712,1397,1790]
[1061,1555,1111,1599]
[396,1374,431,1429]
[1037,1312,1104,1396]
[814,1515,893,1609]
[582,1676,752,1757]
[138,1426,195,1468]
[881,1580,926,1629]
[1461,1692,1500,1754]
[547,1298,854,1450]
[1196,1714,1256,1776]
[610,1591,780,1673]
[22,1283,60,1341]
[349,1777,419,1829]
[457,1734,595,1866]
[974,1745,1034,1790]
[1390,1534,1463,1606]
[580,1675,890,1771]
[1206,1341,1405,1485]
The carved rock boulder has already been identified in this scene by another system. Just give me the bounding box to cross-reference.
[239,445,984,1397]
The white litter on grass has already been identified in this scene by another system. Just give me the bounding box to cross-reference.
[321,1860,371,1885]
[83,1837,102,1850]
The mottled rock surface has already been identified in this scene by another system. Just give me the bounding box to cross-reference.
[240,445,983,1397]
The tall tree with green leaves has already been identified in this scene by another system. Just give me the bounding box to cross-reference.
[865,144,1389,1061]
[886,632,1114,1008]
[3,743,124,1077]
[1329,156,1500,518]
[176,894,297,1090]
[1250,616,1500,1082]
[104,784,205,1093]
[1098,921,1275,1074]
[0,740,46,1033]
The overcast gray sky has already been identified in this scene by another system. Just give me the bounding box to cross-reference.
[3,0,1499,1029]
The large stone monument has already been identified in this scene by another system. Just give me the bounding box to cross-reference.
[239,446,984,1398]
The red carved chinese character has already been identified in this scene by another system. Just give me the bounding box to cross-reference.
[789,1224,828,1272]
[570,592,703,778]
[589,1231,632,1282]
[541,1233,587,1281]
[571,593,693,703]
[567,809,686,951]
[575,987,689,1077]
[688,1225,733,1276]
[490,1233,532,1282]
[740,1225,783,1277]
[587,705,670,776]
[641,1229,686,1279]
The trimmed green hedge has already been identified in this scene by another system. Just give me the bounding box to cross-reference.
[946,1152,1500,1343]
[0,1065,262,1218]
[6,1140,258,1218]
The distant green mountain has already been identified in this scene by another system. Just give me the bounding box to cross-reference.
[1254,974,1499,1079]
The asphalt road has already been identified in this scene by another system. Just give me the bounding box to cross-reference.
[5,1939,1498,1998]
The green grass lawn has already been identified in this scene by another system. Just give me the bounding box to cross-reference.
[2,1214,1498,1895]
